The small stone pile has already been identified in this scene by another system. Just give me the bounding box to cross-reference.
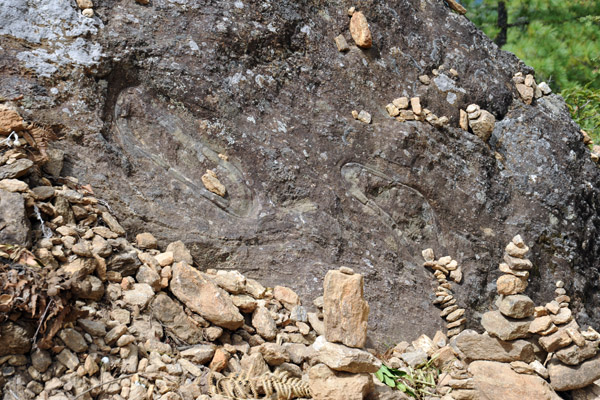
[480,235,535,341]
[385,96,449,128]
[75,0,95,18]
[512,72,551,105]
[459,104,496,142]
[421,249,465,338]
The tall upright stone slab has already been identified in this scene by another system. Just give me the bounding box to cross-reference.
[323,268,369,348]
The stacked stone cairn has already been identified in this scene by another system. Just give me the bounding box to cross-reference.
[421,249,466,338]
[512,72,551,105]
[480,235,535,342]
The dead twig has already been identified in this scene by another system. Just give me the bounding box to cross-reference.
[32,298,53,345]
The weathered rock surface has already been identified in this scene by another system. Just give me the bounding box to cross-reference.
[323,269,369,348]
[1,0,599,343]
[468,360,561,400]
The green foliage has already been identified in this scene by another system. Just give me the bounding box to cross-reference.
[460,0,600,91]
[374,361,440,399]
[458,0,600,140]
[561,85,600,141]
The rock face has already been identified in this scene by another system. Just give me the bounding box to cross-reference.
[323,269,369,348]
[1,0,600,343]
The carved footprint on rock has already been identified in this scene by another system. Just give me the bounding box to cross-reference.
[112,86,258,219]
[341,162,442,254]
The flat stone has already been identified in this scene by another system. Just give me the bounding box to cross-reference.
[549,354,600,391]
[180,344,216,365]
[499,263,529,277]
[0,106,24,134]
[259,343,290,366]
[170,262,243,330]
[385,103,400,117]
[136,265,161,291]
[314,338,381,373]
[528,316,553,334]
[166,241,193,264]
[105,324,128,345]
[505,242,529,258]
[468,360,560,400]
[549,307,572,325]
[0,178,27,192]
[0,158,34,179]
[498,295,534,319]
[503,254,532,270]
[481,311,531,341]
[31,349,52,373]
[452,330,534,363]
[349,11,372,48]
[410,97,422,115]
[323,269,369,348]
[571,382,600,400]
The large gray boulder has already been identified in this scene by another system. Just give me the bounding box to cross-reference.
[1,0,599,344]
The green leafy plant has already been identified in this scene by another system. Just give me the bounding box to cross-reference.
[375,359,440,399]
[560,84,600,142]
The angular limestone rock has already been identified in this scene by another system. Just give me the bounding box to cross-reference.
[170,262,244,330]
[323,269,369,348]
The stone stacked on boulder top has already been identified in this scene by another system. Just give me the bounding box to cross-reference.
[481,235,534,341]
[422,248,466,338]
